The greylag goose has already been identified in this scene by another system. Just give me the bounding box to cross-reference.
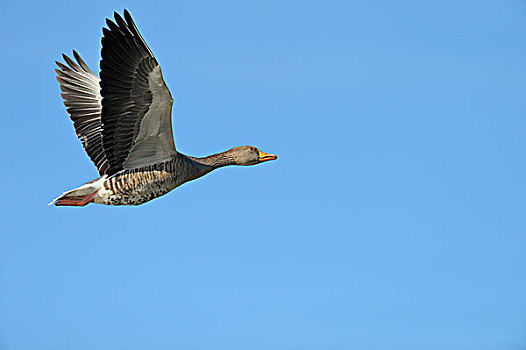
[50,10,276,206]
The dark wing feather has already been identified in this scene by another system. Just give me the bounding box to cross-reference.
[100,10,176,175]
[56,51,109,175]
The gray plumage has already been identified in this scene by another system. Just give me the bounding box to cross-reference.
[56,51,108,175]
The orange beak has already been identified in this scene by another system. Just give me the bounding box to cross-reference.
[258,150,278,162]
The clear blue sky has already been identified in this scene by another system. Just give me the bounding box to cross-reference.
[1,0,525,349]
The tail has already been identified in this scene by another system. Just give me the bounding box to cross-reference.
[49,177,106,207]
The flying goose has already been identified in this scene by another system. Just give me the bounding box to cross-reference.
[51,10,276,206]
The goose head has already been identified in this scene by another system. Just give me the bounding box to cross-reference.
[230,146,277,166]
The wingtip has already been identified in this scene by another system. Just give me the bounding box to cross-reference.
[123,9,134,25]
[72,50,82,65]
[72,50,91,73]
[61,53,80,70]
[113,11,124,23]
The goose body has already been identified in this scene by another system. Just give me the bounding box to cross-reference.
[51,10,276,206]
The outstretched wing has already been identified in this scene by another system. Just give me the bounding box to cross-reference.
[100,9,176,175]
[56,51,109,175]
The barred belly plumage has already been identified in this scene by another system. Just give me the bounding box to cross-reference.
[96,162,179,205]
